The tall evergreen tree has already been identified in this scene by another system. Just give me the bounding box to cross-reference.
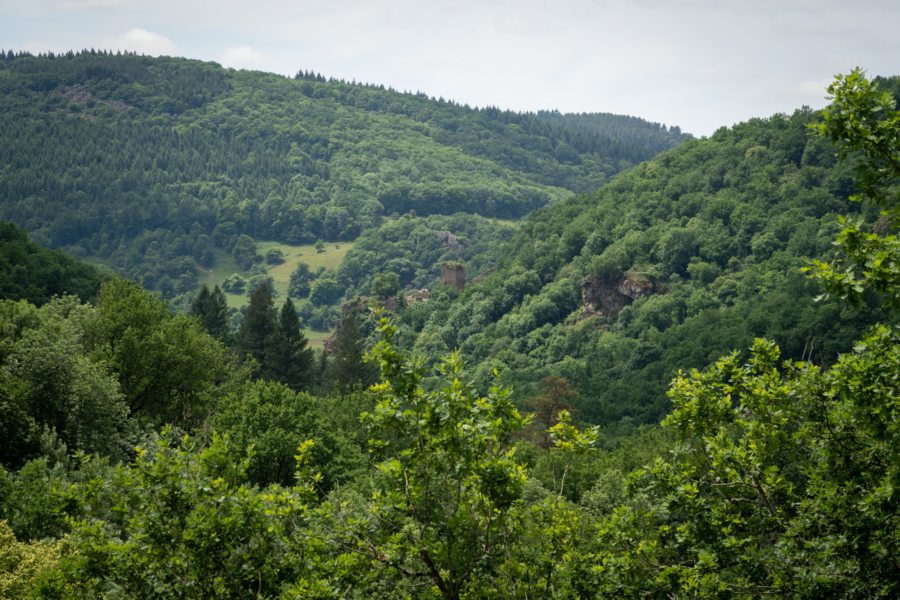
[264,299,314,391]
[190,284,230,343]
[326,308,376,393]
[236,284,276,373]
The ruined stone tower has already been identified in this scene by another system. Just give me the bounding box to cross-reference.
[440,263,465,290]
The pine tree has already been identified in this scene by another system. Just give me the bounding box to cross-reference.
[326,308,375,393]
[190,284,230,343]
[264,299,314,391]
[236,284,276,373]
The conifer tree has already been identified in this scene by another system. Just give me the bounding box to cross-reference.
[325,307,375,393]
[190,284,230,343]
[236,284,276,373]
[264,298,314,391]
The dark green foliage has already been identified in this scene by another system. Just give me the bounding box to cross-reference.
[406,105,889,426]
[211,380,364,490]
[0,387,41,469]
[264,248,285,265]
[89,279,239,427]
[325,308,376,393]
[0,221,105,305]
[235,283,277,371]
[0,52,687,297]
[308,274,343,306]
[221,273,246,294]
[0,297,130,462]
[337,213,515,298]
[264,298,314,391]
[231,234,260,271]
[189,284,230,342]
[2,64,897,600]
[288,262,314,298]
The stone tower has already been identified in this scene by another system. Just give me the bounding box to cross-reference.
[440,263,465,290]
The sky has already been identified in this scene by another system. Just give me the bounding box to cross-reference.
[1,0,897,136]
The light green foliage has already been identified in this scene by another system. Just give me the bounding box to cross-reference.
[0,296,130,462]
[212,380,364,490]
[807,69,900,308]
[89,279,241,426]
[814,69,899,207]
[587,330,899,597]
[330,317,527,598]
[547,410,599,498]
[549,409,599,455]
[0,451,115,542]
[37,430,327,598]
[371,272,400,300]
[0,520,68,599]
[484,411,601,598]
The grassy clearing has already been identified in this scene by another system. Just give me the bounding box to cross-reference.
[258,241,352,299]
[196,248,241,289]
[198,241,352,308]
[302,328,330,348]
[200,241,353,344]
[487,217,520,228]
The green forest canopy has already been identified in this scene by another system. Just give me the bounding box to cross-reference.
[399,92,897,427]
[0,69,895,598]
[0,50,687,299]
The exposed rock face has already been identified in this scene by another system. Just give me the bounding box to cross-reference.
[581,272,656,320]
[618,274,654,300]
[433,230,462,251]
[405,288,430,304]
[582,277,628,319]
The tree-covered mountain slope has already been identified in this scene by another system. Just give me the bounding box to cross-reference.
[0,51,687,298]
[0,221,106,305]
[403,105,894,425]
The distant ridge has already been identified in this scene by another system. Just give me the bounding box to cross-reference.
[0,50,689,296]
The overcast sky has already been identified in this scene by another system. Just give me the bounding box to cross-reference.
[1,0,897,136]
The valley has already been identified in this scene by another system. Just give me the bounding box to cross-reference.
[0,51,896,598]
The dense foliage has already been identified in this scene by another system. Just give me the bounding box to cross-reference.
[0,69,896,599]
[400,101,893,425]
[0,221,105,305]
[0,51,686,297]
[337,213,516,297]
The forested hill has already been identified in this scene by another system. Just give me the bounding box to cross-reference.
[0,51,685,268]
[402,102,896,426]
[0,221,106,305]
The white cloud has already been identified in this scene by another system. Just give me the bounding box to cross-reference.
[56,0,130,11]
[219,45,265,69]
[107,28,178,56]
[2,0,897,135]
